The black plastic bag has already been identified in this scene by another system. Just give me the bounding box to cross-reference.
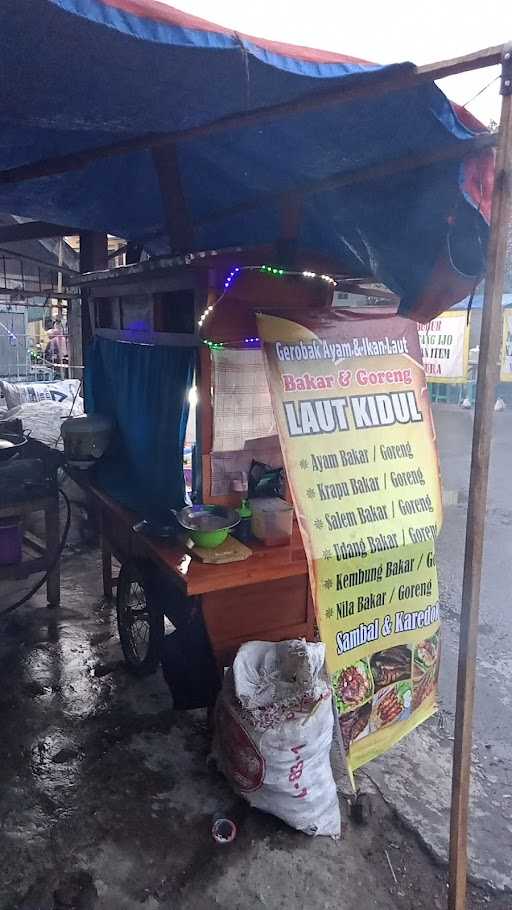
[161,600,221,709]
[248,459,284,498]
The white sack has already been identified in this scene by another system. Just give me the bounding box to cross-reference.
[214,639,340,837]
[0,378,81,409]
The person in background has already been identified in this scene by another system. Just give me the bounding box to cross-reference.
[45,318,68,377]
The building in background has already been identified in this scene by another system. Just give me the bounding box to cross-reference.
[0,214,79,381]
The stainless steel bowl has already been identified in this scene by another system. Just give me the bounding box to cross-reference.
[174,505,240,549]
[174,504,240,533]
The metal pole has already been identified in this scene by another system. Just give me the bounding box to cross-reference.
[448,46,512,910]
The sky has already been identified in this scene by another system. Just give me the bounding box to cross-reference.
[168,0,505,125]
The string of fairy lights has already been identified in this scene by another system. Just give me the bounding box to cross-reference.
[198,263,337,348]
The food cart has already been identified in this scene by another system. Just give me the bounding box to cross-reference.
[1,3,511,906]
[71,255,339,677]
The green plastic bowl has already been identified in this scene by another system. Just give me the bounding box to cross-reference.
[189,528,230,549]
[174,505,240,550]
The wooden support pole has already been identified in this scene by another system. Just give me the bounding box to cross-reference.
[45,500,60,608]
[79,232,108,364]
[448,49,512,910]
[275,198,302,266]
[152,145,194,252]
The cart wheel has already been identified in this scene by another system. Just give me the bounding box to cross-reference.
[349,791,372,825]
[116,560,164,676]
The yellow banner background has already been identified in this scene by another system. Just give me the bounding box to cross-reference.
[259,312,442,774]
[417,310,469,384]
[500,310,512,381]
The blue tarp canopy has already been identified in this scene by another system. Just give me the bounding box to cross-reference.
[0,0,495,317]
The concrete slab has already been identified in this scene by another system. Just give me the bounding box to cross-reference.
[0,549,505,909]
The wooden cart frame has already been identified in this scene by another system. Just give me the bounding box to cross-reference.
[92,484,314,673]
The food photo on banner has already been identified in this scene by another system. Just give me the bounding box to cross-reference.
[417,310,469,383]
[258,311,442,780]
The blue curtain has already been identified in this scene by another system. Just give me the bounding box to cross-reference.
[84,336,195,520]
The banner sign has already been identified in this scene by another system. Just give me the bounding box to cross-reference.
[417,310,469,383]
[258,311,442,775]
[500,310,512,382]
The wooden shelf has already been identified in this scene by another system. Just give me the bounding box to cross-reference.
[0,494,60,605]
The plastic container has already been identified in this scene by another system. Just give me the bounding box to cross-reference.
[250,497,293,547]
[0,519,23,566]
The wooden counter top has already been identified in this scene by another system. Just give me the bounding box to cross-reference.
[143,524,308,595]
[89,485,308,596]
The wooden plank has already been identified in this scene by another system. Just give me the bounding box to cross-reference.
[0,221,80,243]
[202,574,308,643]
[189,536,252,564]
[84,273,198,297]
[152,145,194,252]
[448,82,512,910]
[211,620,313,670]
[198,132,496,227]
[145,529,308,596]
[0,46,503,187]
[417,44,503,80]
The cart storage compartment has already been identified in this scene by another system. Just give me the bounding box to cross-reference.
[202,575,310,667]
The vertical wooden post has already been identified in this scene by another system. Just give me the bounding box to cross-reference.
[448,49,512,910]
[78,232,108,549]
[152,145,193,253]
[45,499,60,608]
[102,536,113,600]
[197,313,214,503]
[276,198,302,266]
[79,231,108,362]
[67,298,83,380]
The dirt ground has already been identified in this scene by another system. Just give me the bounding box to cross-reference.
[0,547,509,910]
